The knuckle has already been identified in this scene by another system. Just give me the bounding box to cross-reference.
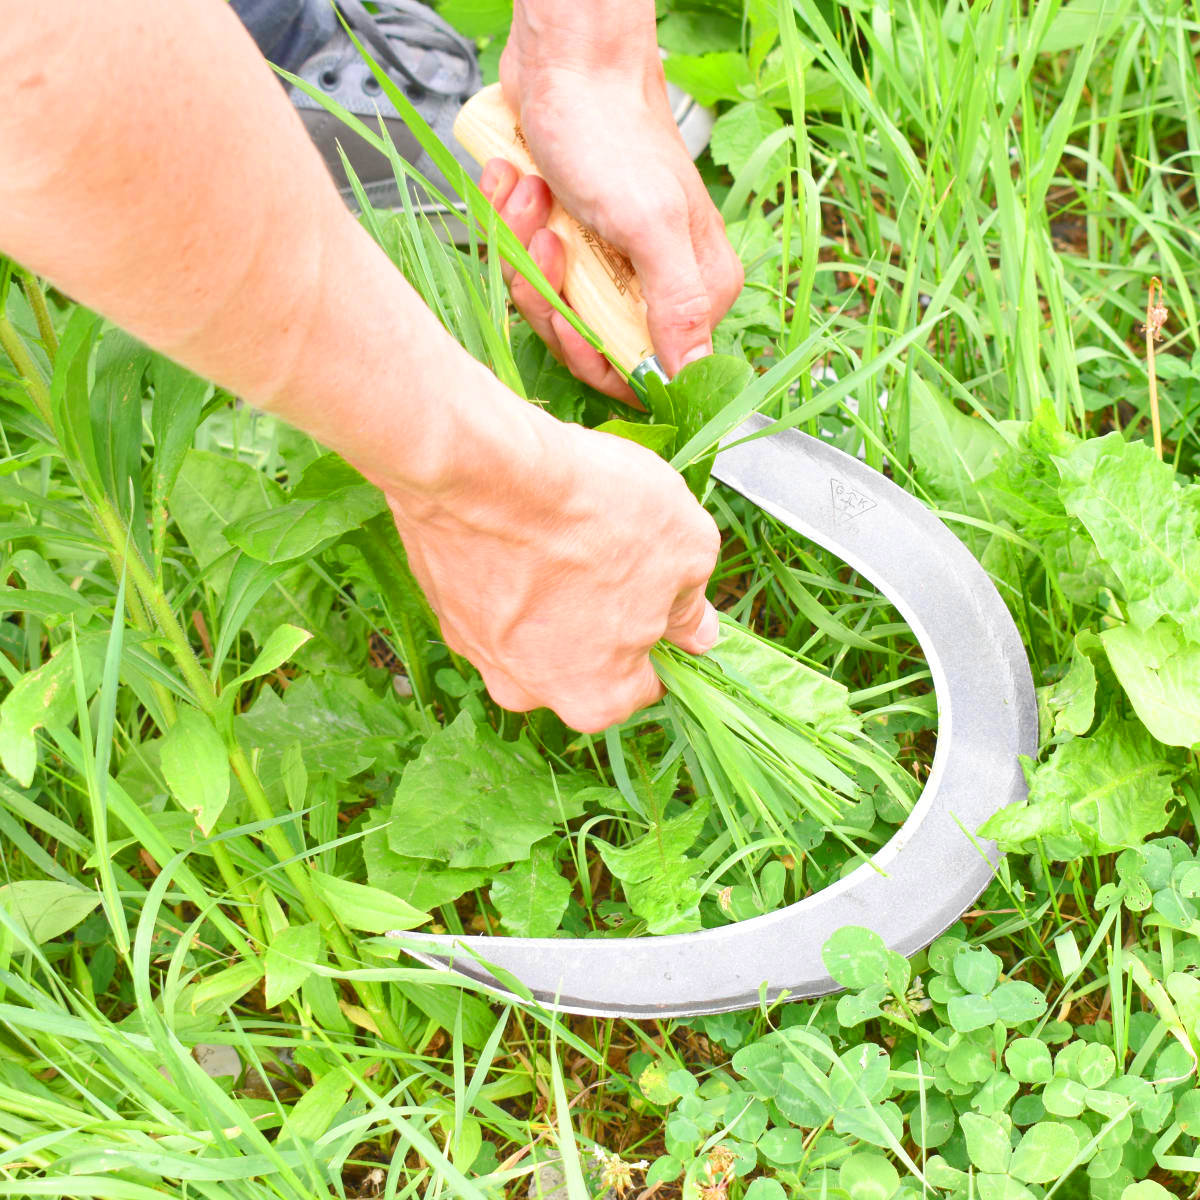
[559,705,614,735]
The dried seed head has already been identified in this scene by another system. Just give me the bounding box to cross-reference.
[705,1145,736,1180]
[589,1146,647,1197]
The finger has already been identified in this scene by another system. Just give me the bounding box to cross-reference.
[663,588,720,656]
[496,174,554,279]
[557,660,664,734]
[479,157,519,210]
[622,189,713,376]
[508,228,571,365]
[509,226,566,326]
[515,230,635,400]
[687,178,745,326]
[548,309,634,400]
[694,220,745,328]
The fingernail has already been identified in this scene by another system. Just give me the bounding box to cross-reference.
[695,604,719,653]
[510,177,534,214]
[680,342,712,368]
[479,161,499,198]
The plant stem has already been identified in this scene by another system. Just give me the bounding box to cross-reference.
[0,313,53,425]
[95,496,405,1045]
[17,268,59,360]
[1146,276,1165,460]
[3,304,405,1049]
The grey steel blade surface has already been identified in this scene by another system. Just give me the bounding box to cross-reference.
[389,413,1038,1018]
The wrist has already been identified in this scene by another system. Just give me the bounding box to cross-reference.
[504,0,661,91]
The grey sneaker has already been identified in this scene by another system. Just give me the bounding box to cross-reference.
[290,0,483,211]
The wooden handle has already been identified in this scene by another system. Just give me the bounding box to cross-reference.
[454,83,655,374]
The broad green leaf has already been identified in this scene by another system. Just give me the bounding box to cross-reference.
[1042,1077,1086,1118]
[1120,1185,1174,1200]
[225,483,386,564]
[388,711,587,868]
[434,0,511,37]
[710,101,788,179]
[954,945,1001,995]
[91,329,152,552]
[0,880,101,944]
[490,843,571,938]
[909,379,1011,508]
[1004,1038,1053,1084]
[621,856,704,934]
[596,799,708,884]
[1040,632,1098,738]
[663,51,754,105]
[946,1038,993,1085]
[149,356,210,522]
[310,871,428,932]
[657,10,742,54]
[947,992,997,1032]
[187,959,263,1014]
[960,1111,1012,1174]
[822,926,909,992]
[237,673,416,792]
[973,1072,1021,1116]
[977,1175,1036,1200]
[665,353,755,496]
[49,307,104,503]
[838,1152,900,1200]
[645,1155,683,1187]
[160,707,230,835]
[363,824,488,911]
[172,450,285,589]
[756,1126,806,1165]
[1053,433,1200,641]
[1075,1043,1116,1089]
[979,715,1176,854]
[593,418,678,456]
[741,1180,785,1200]
[990,980,1047,1025]
[837,983,887,1027]
[0,638,105,786]
[278,1066,353,1144]
[264,921,321,1008]
[228,623,313,690]
[833,1099,905,1149]
[1102,620,1200,747]
[706,620,856,734]
[829,1043,891,1107]
[1009,1121,1079,1183]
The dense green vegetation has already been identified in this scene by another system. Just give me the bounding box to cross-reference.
[2,1,1200,1196]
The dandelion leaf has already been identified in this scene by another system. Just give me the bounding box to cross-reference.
[387,711,586,868]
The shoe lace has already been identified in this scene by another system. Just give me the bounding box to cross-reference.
[333,0,480,98]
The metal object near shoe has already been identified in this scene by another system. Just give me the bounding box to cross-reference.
[390,412,1038,1017]
[384,88,1038,1018]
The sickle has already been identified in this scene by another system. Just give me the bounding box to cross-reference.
[388,414,1039,1018]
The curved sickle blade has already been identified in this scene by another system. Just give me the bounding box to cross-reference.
[390,415,1038,1018]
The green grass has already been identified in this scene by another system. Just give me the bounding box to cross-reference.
[2,0,1200,1196]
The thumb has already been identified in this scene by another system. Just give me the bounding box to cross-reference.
[664,587,720,656]
[625,196,712,376]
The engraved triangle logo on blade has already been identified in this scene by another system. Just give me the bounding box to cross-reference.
[830,477,877,521]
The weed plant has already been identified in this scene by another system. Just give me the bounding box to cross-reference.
[2,2,1200,1198]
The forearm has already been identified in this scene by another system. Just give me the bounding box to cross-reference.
[0,0,516,497]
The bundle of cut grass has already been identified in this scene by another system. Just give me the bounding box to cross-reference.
[653,617,917,863]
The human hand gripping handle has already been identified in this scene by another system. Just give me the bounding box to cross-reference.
[455,83,661,382]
